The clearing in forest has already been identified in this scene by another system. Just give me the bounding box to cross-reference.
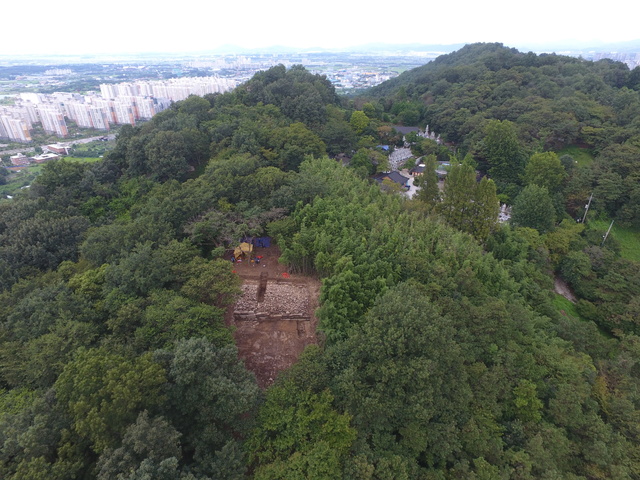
[225,245,320,388]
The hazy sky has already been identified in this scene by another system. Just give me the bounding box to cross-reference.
[3,0,638,55]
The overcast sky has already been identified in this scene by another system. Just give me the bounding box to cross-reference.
[2,0,638,56]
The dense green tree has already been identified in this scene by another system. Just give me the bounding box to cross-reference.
[96,411,182,480]
[0,214,89,275]
[328,282,472,474]
[176,257,241,308]
[480,119,526,187]
[247,382,356,480]
[80,215,173,266]
[437,162,499,241]
[144,131,190,182]
[30,159,92,199]
[134,289,232,351]
[523,151,567,192]
[591,143,640,226]
[0,318,99,389]
[54,348,166,453]
[267,122,326,171]
[350,110,370,134]
[511,184,556,233]
[156,338,260,478]
[414,154,440,207]
[0,166,8,185]
[470,176,500,241]
[320,106,358,156]
[348,147,389,176]
[437,162,477,227]
[104,241,174,297]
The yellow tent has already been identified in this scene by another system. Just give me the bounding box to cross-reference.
[233,242,253,259]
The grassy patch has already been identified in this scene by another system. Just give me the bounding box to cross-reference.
[0,157,103,196]
[556,145,595,168]
[0,171,37,195]
[553,293,614,339]
[553,294,583,320]
[66,157,102,163]
[590,219,640,263]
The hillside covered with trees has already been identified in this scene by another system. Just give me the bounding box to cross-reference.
[1,44,640,479]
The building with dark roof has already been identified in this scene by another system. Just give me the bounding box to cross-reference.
[410,164,426,176]
[373,171,410,188]
[393,126,420,135]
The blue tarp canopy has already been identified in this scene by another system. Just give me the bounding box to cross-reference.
[241,236,271,248]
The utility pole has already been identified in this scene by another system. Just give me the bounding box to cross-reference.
[581,192,593,223]
[601,220,615,247]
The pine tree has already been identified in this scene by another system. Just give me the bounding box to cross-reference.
[415,155,440,207]
[481,119,525,187]
[437,162,476,230]
[437,162,499,241]
[470,177,500,241]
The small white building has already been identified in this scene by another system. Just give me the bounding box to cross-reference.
[31,153,60,164]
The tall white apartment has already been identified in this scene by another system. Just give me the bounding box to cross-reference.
[19,93,46,104]
[0,115,32,142]
[38,105,69,137]
[0,106,33,130]
[100,84,118,100]
[20,102,40,124]
[138,82,153,96]
[92,98,117,124]
[116,83,140,97]
[67,102,93,128]
[88,106,110,130]
[113,100,135,125]
[134,97,156,119]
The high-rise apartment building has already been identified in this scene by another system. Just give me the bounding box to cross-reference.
[65,102,110,131]
[0,115,32,142]
[1,76,236,139]
[38,105,69,137]
[100,84,118,100]
[134,97,157,119]
[88,106,110,130]
[113,100,135,125]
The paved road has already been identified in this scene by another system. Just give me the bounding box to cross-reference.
[403,171,418,199]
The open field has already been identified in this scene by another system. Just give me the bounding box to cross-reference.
[1,156,103,196]
[65,157,103,163]
[553,294,583,320]
[557,145,595,168]
[590,219,640,262]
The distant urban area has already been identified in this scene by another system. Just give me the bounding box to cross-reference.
[1,47,639,150]
[0,52,430,146]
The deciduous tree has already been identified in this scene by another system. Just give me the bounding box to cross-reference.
[511,184,556,233]
[480,119,525,188]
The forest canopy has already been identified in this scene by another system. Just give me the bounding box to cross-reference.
[1,44,640,479]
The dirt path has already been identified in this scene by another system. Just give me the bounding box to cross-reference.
[554,275,577,303]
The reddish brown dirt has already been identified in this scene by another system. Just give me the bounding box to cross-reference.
[224,245,320,389]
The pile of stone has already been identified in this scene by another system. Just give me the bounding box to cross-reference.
[260,283,308,315]
[235,283,258,311]
[234,282,308,316]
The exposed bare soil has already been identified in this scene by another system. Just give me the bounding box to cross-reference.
[225,245,320,388]
[554,276,577,303]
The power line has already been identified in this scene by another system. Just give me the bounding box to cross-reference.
[581,192,593,223]
[601,220,614,247]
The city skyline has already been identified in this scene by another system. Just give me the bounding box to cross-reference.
[3,0,639,56]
